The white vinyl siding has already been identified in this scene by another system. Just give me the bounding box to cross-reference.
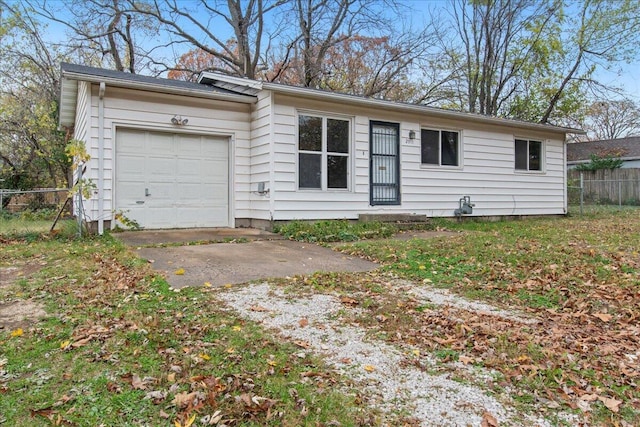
[83,85,251,227]
[248,90,273,220]
[269,93,566,219]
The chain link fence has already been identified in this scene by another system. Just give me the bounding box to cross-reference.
[568,170,640,215]
[0,188,79,237]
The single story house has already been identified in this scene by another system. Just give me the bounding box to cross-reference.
[59,63,581,234]
[567,137,640,169]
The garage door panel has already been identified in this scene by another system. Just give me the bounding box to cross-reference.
[118,130,147,154]
[116,129,229,229]
[178,137,204,156]
[151,133,175,152]
[119,156,146,179]
[148,157,176,177]
[177,159,201,178]
[148,182,175,200]
[201,138,227,158]
[176,184,202,200]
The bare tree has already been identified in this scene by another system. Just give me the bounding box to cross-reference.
[263,0,409,89]
[539,0,640,123]
[129,0,285,79]
[447,0,557,115]
[27,0,159,73]
[584,99,640,140]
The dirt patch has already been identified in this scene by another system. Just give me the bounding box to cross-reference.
[0,261,48,329]
[0,263,45,289]
[0,299,47,330]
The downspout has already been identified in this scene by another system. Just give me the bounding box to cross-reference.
[268,91,275,228]
[562,137,567,215]
[98,82,106,235]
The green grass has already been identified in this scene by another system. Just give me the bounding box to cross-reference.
[0,216,76,239]
[274,219,399,242]
[323,210,640,425]
[0,234,376,426]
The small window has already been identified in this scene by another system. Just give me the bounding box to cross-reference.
[515,139,542,171]
[421,129,459,166]
[298,114,350,190]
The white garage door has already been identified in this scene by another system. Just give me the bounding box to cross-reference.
[115,129,229,229]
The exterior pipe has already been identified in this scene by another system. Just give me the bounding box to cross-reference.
[98,82,105,235]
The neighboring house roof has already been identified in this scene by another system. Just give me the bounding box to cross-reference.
[60,63,582,136]
[567,137,640,163]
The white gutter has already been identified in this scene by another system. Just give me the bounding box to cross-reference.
[61,71,258,104]
[262,82,584,135]
[98,82,105,235]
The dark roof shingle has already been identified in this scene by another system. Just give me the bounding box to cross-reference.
[60,62,245,97]
[567,137,640,161]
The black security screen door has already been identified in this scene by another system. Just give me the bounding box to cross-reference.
[370,121,400,205]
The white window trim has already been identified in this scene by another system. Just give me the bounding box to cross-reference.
[419,127,463,170]
[296,110,353,191]
[514,137,546,174]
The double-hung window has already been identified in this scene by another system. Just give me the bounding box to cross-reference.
[421,129,460,166]
[298,113,350,190]
[515,139,542,171]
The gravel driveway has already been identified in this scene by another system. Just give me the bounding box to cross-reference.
[218,281,577,427]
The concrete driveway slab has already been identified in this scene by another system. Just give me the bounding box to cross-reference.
[136,239,378,288]
[116,228,281,246]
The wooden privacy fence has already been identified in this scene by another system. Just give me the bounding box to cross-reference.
[568,169,640,205]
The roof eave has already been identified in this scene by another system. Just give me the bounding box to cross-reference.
[61,70,258,104]
[262,83,585,136]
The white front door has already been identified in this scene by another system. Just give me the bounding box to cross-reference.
[115,129,230,229]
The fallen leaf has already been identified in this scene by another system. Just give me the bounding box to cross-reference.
[232,325,242,331]
[167,373,176,382]
[10,328,23,337]
[199,353,211,361]
[60,340,71,349]
[598,395,622,413]
[159,410,170,419]
[481,411,499,427]
[249,305,269,312]
[340,358,352,364]
[132,374,146,390]
[174,268,185,275]
[174,414,196,427]
[299,318,309,328]
[363,365,376,372]
[172,391,198,408]
[593,312,612,322]
[294,340,311,349]
[203,282,212,287]
[459,355,474,365]
[340,296,358,306]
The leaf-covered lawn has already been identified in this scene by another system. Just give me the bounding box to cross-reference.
[312,211,639,425]
[2,210,639,426]
[0,236,376,426]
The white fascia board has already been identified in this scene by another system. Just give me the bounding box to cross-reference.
[61,70,258,104]
[198,71,264,90]
[262,82,585,136]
